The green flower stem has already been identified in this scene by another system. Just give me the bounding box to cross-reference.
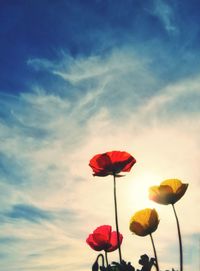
[105,251,109,268]
[150,233,159,271]
[113,174,122,263]
[172,204,183,271]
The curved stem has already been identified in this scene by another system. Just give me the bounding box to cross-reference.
[105,251,109,268]
[172,204,183,271]
[96,253,105,268]
[113,174,122,263]
[150,233,159,271]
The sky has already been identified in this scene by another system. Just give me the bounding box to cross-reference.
[0,0,200,270]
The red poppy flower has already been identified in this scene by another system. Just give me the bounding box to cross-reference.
[86,225,123,252]
[89,151,136,177]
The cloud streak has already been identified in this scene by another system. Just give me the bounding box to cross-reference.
[147,0,178,34]
[4,204,52,223]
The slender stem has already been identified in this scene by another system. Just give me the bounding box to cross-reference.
[150,233,159,271]
[172,204,183,271]
[105,251,109,268]
[113,174,122,263]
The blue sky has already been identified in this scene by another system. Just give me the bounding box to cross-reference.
[0,1,200,270]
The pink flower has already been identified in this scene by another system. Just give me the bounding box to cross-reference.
[86,225,123,252]
[89,151,136,177]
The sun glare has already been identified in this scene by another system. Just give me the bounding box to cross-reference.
[125,172,161,212]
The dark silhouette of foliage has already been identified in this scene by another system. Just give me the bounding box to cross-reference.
[91,253,177,271]
[110,260,135,271]
[136,254,155,271]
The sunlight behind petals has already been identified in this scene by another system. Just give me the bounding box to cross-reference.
[125,172,163,212]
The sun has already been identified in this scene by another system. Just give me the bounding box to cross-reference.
[122,172,161,213]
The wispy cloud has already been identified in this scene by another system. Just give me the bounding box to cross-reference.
[1,1,200,270]
[4,204,52,223]
[0,47,199,270]
[147,0,178,34]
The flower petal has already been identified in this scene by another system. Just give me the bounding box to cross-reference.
[92,225,111,245]
[89,154,109,171]
[161,179,183,193]
[106,231,123,252]
[89,154,112,176]
[149,185,174,205]
[129,221,147,236]
[148,209,159,233]
[108,151,136,173]
[96,153,112,170]
[86,234,104,251]
[173,183,189,203]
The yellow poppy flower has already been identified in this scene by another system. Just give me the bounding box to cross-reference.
[129,208,159,236]
[149,179,188,205]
